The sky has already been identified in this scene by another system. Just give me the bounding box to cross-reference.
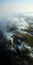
[0,0,33,16]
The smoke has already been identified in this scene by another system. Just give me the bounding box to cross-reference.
[0,14,33,65]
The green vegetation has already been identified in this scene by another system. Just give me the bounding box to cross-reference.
[18,32,33,47]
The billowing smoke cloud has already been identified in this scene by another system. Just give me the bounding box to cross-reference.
[0,14,33,65]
